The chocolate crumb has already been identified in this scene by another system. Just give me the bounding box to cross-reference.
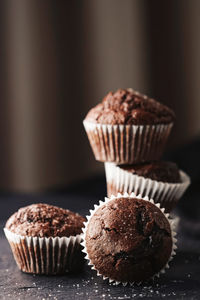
[5,203,86,237]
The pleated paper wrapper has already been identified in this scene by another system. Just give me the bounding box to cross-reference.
[81,192,177,286]
[83,120,173,164]
[4,228,82,275]
[105,162,190,213]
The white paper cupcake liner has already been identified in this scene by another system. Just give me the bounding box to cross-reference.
[81,192,177,286]
[105,162,191,213]
[83,120,173,164]
[4,228,82,275]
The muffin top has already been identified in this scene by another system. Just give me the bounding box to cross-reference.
[85,197,173,283]
[5,203,86,237]
[85,88,175,125]
[120,161,181,183]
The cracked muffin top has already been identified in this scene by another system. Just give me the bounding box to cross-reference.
[5,203,86,237]
[85,197,173,283]
[119,161,181,183]
[85,88,175,125]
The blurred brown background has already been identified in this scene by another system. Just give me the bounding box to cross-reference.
[0,0,199,192]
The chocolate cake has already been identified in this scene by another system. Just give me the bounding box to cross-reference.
[85,197,173,283]
[83,88,174,163]
[4,203,86,274]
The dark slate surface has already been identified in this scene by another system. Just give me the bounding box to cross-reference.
[1,138,200,299]
[0,191,200,300]
[0,239,200,300]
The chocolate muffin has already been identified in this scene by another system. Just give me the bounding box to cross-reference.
[84,196,175,284]
[83,88,174,164]
[4,203,86,274]
[105,162,190,213]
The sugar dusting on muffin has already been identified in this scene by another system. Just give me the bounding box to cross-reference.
[4,203,86,275]
[85,197,173,283]
[5,203,86,237]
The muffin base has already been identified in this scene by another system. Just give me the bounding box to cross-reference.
[83,120,173,164]
[4,229,83,275]
[105,162,190,213]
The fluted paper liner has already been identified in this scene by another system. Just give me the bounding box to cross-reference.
[4,228,82,275]
[81,192,177,286]
[105,162,190,213]
[83,120,173,164]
